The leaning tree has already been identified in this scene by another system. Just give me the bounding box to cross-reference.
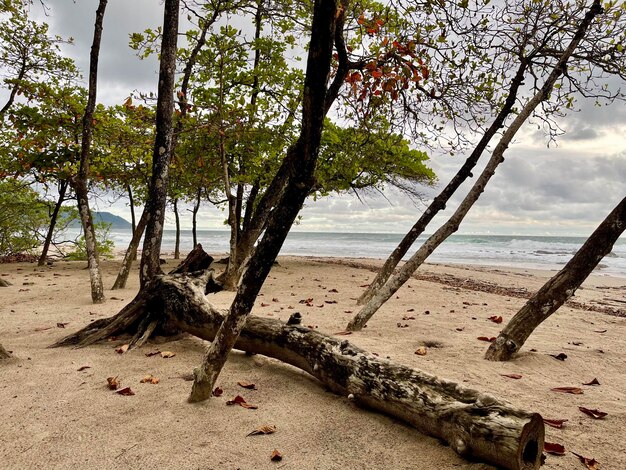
[346,0,626,331]
[485,196,626,361]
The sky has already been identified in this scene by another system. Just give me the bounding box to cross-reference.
[19,0,626,237]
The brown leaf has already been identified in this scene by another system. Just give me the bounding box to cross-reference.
[270,449,283,461]
[572,452,600,470]
[578,407,607,419]
[343,310,353,313]
[107,376,120,390]
[116,387,135,396]
[477,336,496,342]
[260,302,270,307]
[56,322,69,328]
[544,442,565,456]
[160,351,176,358]
[593,329,607,333]
[488,315,503,324]
[543,418,568,429]
[501,373,523,380]
[397,323,409,328]
[549,353,568,361]
[414,346,427,356]
[455,327,465,331]
[237,381,257,390]
[115,344,129,354]
[406,308,415,312]
[33,326,53,332]
[402,315,416,320]
[145,350,161,357]
[583,378,600,386]
[226,395,258,409]
[551,387,584,395]
[77,365,91,371]
[140,374,160,384]
[334,331,352,335]
[324,300,338,304]
[247,425,277,436]
[272,298,279,302]
[212,386,223,397]
[328,288,338,293]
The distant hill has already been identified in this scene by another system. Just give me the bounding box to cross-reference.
[70,211,132,229]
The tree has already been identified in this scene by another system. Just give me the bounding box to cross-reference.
[72,0,107,304]
[485,197,626,361]
[0,4,76,117]
[346,0,624,331]
[138,0,179,288]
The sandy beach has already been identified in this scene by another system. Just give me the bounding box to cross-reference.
[1,255,625,469]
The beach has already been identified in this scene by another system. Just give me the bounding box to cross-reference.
[1,255,625,469]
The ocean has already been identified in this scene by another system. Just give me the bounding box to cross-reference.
[99,229,626,278]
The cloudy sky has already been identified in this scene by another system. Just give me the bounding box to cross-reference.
[24,0,626,237]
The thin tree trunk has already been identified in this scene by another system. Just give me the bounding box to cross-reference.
[189,0,341,402]
[192,188,201,247]
[0,60,26,117]
[139,0,179,288]
[74,0,107,304]
[357,60,529,305]
[112,208,148,290]
[346,0,604,332]
[127,185,137,261]
[52,265,544,470]
[486,197,626,361]
[173,198,180,259]
[241,183,259,234]
[38,179,69,266]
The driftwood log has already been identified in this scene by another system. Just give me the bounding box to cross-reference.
[52,268,544,469]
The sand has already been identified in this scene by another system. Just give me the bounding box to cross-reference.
[1,256,625,470]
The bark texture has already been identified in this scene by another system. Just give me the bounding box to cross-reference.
[486,197,626,361]
[112,209,148,290]
[139,0,179,288]
[346,0,604,332]
[73,0,107,304]
[52,266,544,470]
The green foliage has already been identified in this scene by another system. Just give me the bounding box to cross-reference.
[65,220,114,261]
[0,179,48,255]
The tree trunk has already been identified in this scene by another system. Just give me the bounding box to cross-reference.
[51,265,544,470]
[168,243,213,274]
[346,0,604,332]
[0,342,11,359]
[173,198,180,260]
[357,60,529,305]
[38,179,69,266]
[139,0,179,288]
[74,0,107,304]
[112,208,148,290]
[188,0,341,402]
[192,188,201,247]
[486,197,626,361]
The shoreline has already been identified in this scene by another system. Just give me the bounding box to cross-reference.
[1,256,625,469]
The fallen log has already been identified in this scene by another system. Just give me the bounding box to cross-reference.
[52,270,544,470]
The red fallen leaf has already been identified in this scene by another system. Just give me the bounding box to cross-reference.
[549,353,568,361]
[583,378,600,386]
[237,381,257,390]
[593,329,607,333]
[328,288,338,293]
[501,373,523,380]
[571,452,600,470]
[107,376,120,390]
[270,449,283,461]
[551,387,584,394]
[260,302,270,307]
[77,365,91,371]
[212,387,223,397]
[116,387,135,396]
[477,336,496,342]
[544,442,565,455]
[488,315,503,324]
[578,406,607,419]
[226,395,258,409]
[145,350,161,357]
[56,322,69,328]
[334,331,352,335]
[543,418,568,429]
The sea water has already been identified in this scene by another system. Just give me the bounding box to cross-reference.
[101,229,626,278]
